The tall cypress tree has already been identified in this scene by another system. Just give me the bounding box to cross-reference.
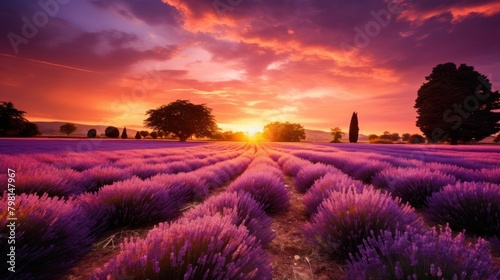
[349,112,359,143]
[121,127,128,139]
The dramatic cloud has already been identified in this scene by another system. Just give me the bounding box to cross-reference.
[1,0,499,135]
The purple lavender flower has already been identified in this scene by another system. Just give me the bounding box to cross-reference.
[0,193,94,279]
[346,226,500,279]
[371,167,456,208]
[183,191,275,244]
[294,163,339,193]
[303,173,366,216]
[91,215,272,280]
[425,182,500,237]
[229,172,291,214]
[303,188,423,260]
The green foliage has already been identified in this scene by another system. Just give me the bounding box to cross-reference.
[212,131,249,141]
[104,126,119,138]
[0,101,40,137]
[144,100,218,142]
[349,112,359,143]
[87,129,97,138]
[330,127,344,143]
[415,62,500,144]
[370,138,393,144]
[408,134,426,144]
[263,121,305,142]
[59,123,77,136]
[121,128,128,139]
[402,133,411,141]
[140,131,149,138]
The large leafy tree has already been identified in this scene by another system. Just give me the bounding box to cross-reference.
[0,101,40,137]
[60,123,77,136]
[263,121,305,142]
[330,127,344,143]
[144,100,218,142]
[415,63,500,144]
[348,112,359,143]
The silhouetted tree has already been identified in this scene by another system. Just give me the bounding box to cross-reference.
[408,134,426,144]
[390,133,400,142]
[348,112,359,143]
[0,101,40,137]
[494,134,500,143]
[263,121,305,142]
[402,133,411,141]
[145,100,218,142]
[415,62,500,145]
[157,131,164,138]
[330,127,344,143]
[121,127,128,139]
[135,131,141,139]
[105,126,119,138]
[140,131,149,138]
[60,123,77,136]
[87,129,97,138]
[150,131,158,139]
[380,131,392,140]
[368,134,379,140]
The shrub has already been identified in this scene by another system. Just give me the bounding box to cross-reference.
[303,173,365,216]
[0,165,83,197]
[369,138,393,144]
[135,131,141,139]
[92,215,272,280]
[79,177,191,232]
[183,192,275,244]
[87,128,97,138]
[229,172,290,214]
[425,182,500,237]
[294,163,338,193]
[281,156,312,177]
[105,126,120,138]
[121,127,128,139]
[0,193,94,279]
[150,131,158,139]
[152,173,209,202]
[303,188,423,260]
[371,168,456,208]
[346,226,500,280]
[407,133,426,144]
[342,159,391,183]
[81,166,131,193]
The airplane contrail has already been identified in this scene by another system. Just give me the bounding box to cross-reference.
[0,53,95,73]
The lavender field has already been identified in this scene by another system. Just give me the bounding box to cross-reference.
[1,140,500,279]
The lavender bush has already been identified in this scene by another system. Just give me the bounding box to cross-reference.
[229,172,291,214]
[303,173,365,216]
[79,176,192,232]
[425,182,500,237]
[303,188,423,260]
[81,166,131,193]
[371,168,456,208]
[346,226,500,280]
[183,192,275,244]
[92,215,272,280]
[294,163,338,193]
[0,193,94,279]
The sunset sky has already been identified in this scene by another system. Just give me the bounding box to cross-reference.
[1,0,499,135]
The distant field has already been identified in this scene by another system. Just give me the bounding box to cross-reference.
[1,140,499,279]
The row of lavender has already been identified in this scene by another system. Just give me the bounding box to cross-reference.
[92,146,291,279]
[0,143,246,197]
[0,144,256,279]
[265,145,500,279]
